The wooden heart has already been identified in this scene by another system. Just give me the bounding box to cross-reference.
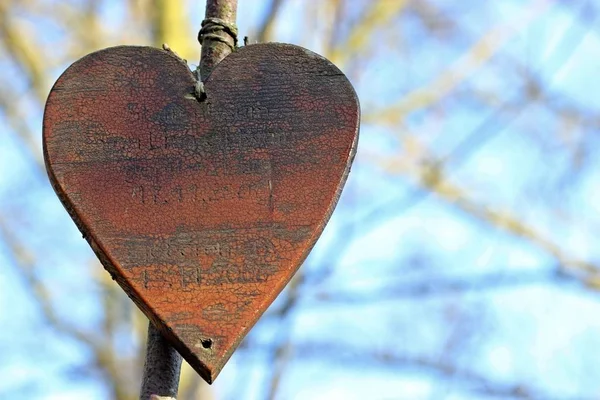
[43,43,359,382]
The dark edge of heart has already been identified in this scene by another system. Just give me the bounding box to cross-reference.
[42,43,360,384]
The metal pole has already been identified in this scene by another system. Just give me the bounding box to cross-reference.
[140,323,183,400]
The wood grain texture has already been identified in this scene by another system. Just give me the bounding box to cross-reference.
[43,43,359,382]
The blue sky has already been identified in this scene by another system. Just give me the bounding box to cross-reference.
[2,1,600,399]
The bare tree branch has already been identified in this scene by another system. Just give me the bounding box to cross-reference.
[256,0,286,43]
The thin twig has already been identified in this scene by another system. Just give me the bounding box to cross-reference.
[256,0,285,42]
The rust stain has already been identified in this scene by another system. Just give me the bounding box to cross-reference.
[43,43,360,383]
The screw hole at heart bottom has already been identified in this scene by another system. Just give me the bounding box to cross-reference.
[201,338,213,349]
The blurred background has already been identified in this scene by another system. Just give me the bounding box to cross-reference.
[2,0,600,398]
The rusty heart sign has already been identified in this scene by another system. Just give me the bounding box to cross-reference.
[43,43,359,382]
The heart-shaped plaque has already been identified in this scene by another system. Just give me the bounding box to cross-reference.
[43,43,359,382]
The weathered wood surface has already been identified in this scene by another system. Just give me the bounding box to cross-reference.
[43,43,359,383]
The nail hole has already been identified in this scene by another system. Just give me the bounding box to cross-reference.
[201,338,213,349]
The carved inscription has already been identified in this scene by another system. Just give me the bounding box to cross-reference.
[139,261,279,289]
[118,226,309,291]
[124,232,298,266]
[141,265,201,289]
[130,180,269,205]
[196,104,269,122]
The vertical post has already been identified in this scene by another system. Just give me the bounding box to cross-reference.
[140,324,183,400]
[140,1,238,399]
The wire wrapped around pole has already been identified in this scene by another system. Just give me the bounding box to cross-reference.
[198,17,239,50]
